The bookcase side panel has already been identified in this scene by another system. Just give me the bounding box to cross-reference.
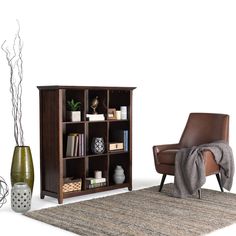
[40,90,61,194]
[129,90,133,190]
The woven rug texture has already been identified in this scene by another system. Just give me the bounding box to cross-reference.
[25,184,236,236]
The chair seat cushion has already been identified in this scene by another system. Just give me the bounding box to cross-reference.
[158,149,179,165]
[158,149,219,175]
[203,150,220,176]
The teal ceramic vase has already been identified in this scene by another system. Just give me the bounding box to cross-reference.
[10,146,34,193]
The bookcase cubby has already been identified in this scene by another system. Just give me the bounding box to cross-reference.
[38,86,135,203]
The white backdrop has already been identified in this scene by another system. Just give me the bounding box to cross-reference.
[0,1,236,235]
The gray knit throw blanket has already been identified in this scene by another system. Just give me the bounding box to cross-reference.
[173,141,234,198]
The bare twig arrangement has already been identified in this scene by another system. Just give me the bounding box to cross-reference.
[1,21,24,146]
[0,176,9,208]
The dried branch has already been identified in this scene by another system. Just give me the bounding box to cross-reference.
[1,21,24,146]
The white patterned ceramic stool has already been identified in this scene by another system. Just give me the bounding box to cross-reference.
[11,182,31,213]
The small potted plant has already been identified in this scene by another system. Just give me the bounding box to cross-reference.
[67,99,81,122]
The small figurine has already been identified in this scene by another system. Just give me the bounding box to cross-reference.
[91,96,99,114]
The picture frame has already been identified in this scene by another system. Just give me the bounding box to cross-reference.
[108,108,116,120]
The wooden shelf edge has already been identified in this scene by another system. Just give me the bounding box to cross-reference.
[37,85,136,90]
[109,151,129,155]
[63,151,129,159]
[62,120,129,124]
[63,156,86,160]
[63,183,130,198]
[63,153,109,159]
[41,190,58,198]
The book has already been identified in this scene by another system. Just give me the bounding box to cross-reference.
[80,133,85,156]
[74,135,79,156]
[124,130,128,151]
[66,133,85,157]
[86,182,107,189]
[86,177,106,184]
[86,114,105,121]
[66,135,76,157]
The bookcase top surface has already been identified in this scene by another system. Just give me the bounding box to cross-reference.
[37,85,136,90]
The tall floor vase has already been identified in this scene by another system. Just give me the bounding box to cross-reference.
[11,146,34,194]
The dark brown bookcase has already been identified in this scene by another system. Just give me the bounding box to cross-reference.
[38,86,135,203]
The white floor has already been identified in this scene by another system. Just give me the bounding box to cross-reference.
[0,177,235,236]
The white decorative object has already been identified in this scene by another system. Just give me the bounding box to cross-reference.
[120,106,127,120]
[68,111,81,122]
[113,165,125,184]
[11,182,31,213]
[116,110,121,120]
[94,170,102,179]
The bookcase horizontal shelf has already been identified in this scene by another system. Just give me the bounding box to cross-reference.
[108,119,128,122]
[63,183,130,199]
[63,151,129,159]
[86,153,108,158]
[62,120,129,124]
[38,85,135,203]
[63,156,86,160]
[108,150,129,155]
[63,121,87,124]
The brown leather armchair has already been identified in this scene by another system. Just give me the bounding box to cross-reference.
[153,113,229,194]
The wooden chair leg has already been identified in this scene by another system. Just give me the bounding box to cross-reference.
[198,189,201,199]
[159,174,166,192]
[216,173,224,192]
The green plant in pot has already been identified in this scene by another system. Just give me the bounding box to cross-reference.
[67,99,81,122]
[1,22,34,194]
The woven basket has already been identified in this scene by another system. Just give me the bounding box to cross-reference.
[63,178,82,193]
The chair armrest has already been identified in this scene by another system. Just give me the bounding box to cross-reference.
[153,143,180,154]
[152,143,180,166]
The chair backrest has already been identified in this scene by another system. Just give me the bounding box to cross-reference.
[179,113,229,148]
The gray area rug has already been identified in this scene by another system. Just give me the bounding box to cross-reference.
[25,184,236,236]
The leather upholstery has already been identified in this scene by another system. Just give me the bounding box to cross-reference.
[179,113,229,148]
[153,113,229,177]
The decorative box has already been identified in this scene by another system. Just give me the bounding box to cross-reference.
[63,178,82,193]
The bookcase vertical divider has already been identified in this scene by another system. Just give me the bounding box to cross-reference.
[84,89,88,121]
[38,86,135,203]
[58,89,64,203]
[107,121,110,186]
[106,89,110,186]
[84,156,89,191]
[128,90,133,191]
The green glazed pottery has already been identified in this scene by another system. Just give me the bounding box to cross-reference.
[11,146,34,193]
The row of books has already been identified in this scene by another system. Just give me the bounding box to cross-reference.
[85,177,107,189]
[66,133,85,157]
[66,129,128,157]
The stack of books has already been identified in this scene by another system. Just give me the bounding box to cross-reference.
[66,133,85,157]
[86,114,105,121]
[85,177,106,189]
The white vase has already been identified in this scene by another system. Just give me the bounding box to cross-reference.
[113,165,125,184]
[91,137,105,154]
[68,111,81,122]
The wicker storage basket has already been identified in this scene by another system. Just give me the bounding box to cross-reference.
[63,178,82,193]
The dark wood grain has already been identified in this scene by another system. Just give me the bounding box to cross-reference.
[129,90,133,191]
[39,89,60,195]
[38,85,136,91]
[38,86,135,203]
